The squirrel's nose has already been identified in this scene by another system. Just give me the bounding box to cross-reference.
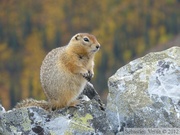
[96,44,100,49]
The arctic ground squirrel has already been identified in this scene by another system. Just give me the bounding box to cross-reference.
[16,33,100,110]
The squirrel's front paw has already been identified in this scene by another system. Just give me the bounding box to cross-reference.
[82,70,93,82]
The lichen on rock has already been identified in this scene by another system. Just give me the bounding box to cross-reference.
[0,82,112,135]
[106,46,180,133]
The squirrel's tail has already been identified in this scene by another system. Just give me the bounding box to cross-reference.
[15,98,50,110]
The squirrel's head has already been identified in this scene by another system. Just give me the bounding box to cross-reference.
[69,33,100,54]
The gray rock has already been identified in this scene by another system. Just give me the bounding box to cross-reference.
[106,46,180,133]
[0,83,113,135]
[0,104,6,115]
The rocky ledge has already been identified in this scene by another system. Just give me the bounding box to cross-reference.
[1,46,180,135]
[0,83,113,135]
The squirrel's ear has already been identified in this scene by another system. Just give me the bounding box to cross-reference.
[75,34,80,40]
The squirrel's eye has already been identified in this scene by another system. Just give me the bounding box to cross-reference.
[83,37,89,42]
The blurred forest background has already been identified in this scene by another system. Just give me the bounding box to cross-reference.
[0,0,180,109]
